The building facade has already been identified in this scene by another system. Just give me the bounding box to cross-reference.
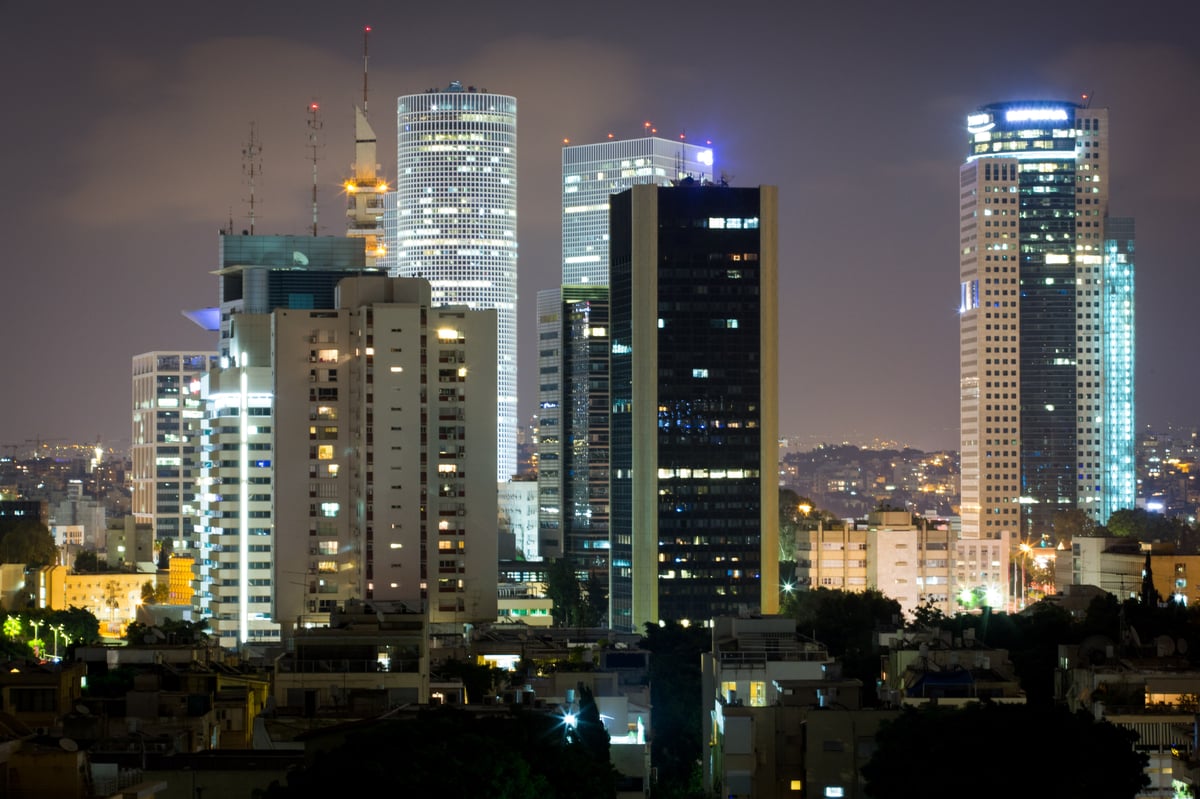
[536,287,610,576]
[132,351,216,553]
[394,82,518,480]
[561,136,714,286]
[195,276,498,648]
[958,101,1134,545]
[609,183,778,630]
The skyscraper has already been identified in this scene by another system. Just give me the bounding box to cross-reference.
[132,351,216,554]
[958,101,1135,546]
[537,135,715,589]
[394,81,518,480]
[536,286,610,574]
[196,275,498,648]
[608,182,779,631]
[562,136,714,285]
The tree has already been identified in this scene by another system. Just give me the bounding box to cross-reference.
[1054,507,1096,539]
[640,621,710,795]
[0,520,57,568]
[433,657,501,704]
[784,588,900,690]
[544,559,604,628]
[140,581,169,605]
[863,703,1147,799]
[73,550,102,573]
[254,706,616,799]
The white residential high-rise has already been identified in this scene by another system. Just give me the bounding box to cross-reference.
[195,276,499,648]
[395,81,518,480]
[958,101,1135,552]
[561,136,714,285]
[132,351,217,553]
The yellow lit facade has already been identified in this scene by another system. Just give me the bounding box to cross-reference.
[38,566,148,636]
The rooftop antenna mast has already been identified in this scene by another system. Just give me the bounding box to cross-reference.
[363,25,371,117]
[242,122,263,234]
[307,101,323,236]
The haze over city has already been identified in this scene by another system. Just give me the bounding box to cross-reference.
[3,1,1197,453]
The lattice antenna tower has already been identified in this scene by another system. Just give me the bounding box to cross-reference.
[307,101,323,236]
[241,122,263,234]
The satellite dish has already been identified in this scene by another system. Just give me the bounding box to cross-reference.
[59,738,78,752]
[74,704,90,716]
[1179,638,1189,655]
[1156,635,1176,657]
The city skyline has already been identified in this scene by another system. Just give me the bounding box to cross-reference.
[3,2,1198,454]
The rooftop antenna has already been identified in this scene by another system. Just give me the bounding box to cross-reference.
[1081,91,1093,109]
[363,25,371,117]
[241,122,263,234]
[307,101,323,236]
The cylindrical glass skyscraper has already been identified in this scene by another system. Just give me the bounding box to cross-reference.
[395,82,518,480]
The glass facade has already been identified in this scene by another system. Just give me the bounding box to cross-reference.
[610,185,773,630]
[395,83,519,480]
[562,136,714,285]
[1102,218,1136,519]
[959,101,1134,540]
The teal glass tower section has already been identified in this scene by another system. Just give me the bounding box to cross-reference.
[1102,218,1135,520]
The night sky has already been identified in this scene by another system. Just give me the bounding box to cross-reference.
[3,2,1197,454]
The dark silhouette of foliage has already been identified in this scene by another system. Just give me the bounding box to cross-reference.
[433,657,503,704]
[783,588,900,692]
[545,558,605,628]
[72,550,102,573]
[863,703,1147,799]
[640,621,710,792]
[0,520,57,567]
[254,706,616,799]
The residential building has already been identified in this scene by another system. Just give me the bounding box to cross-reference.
[394,81,519,480]
[195,275,498,648]
[701,616,889,799]
[561,135,714,286]
[50,479,107,550]
[793,512,954,620]
[609,183,778,630]
[958,101,1135,546]
[132,351,217,554]
[105,515,155,569]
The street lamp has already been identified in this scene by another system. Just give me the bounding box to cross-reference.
[27,618,42,659]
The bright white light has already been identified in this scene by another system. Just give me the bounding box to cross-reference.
[1005,108,1068,123]
[563,712,577,728]
[697,149,714,166]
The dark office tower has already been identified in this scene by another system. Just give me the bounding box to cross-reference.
[608,182,779,632]
[959,102,1135,547]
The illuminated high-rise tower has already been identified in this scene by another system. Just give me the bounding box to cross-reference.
[395,81,518,480]
[344,106,388,267]
[561,135,714,285]
[608,182,779,631]
[958,101,1135,547]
